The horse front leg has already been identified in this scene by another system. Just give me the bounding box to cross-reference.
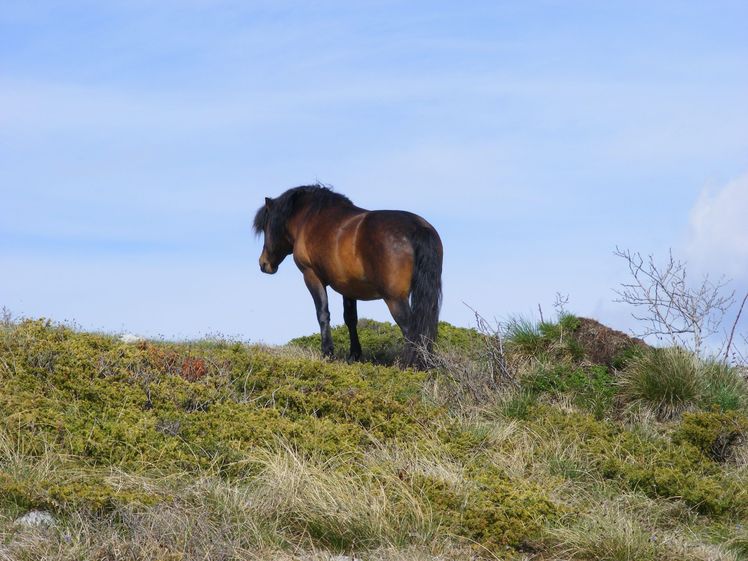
[343,297,362,361]
[303,270,334,357]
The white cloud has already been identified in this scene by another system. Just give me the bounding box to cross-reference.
[687,173,748,279]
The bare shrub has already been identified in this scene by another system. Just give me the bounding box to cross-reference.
[614,247,736,357]
[419,308,516,409]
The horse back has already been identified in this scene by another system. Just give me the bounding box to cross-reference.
[293,207,440,301]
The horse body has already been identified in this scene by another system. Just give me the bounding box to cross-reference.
[293,209,423,300]
[254,185,442,366]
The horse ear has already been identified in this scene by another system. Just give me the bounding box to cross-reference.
[265,197,273,208]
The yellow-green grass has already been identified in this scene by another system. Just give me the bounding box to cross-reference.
[1,317,747,560]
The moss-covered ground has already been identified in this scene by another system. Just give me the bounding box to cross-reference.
[1,316,747,560]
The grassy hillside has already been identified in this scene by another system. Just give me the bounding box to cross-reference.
[1,316,747,560]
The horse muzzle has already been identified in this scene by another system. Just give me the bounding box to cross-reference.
[260,260,277,274]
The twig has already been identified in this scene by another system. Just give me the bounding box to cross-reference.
[613,246,734,355]
[723,291,748,364]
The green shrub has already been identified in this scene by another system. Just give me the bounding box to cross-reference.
[437,421,494,460]
[558,313,582,333]
[522,363,615,419]
[47,478,161,512]
[598,435,735,515]
[532,408,746,515]
[0,466,160,514]
[672,409,748,462]
[413,467,558,551]
[3,317,747,558]
[0,472,38,511]
[0,320,431,475]
[288,319,482,365]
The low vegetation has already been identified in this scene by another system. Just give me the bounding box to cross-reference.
[1,314,747,560]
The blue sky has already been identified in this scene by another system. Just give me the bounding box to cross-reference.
[2,1,747,347]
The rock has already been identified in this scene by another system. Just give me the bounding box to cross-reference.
[120,333,144,344]
[14,510,56,528]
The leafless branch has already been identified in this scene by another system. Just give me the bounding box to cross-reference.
[614,247,734,356]
[417,304,517,407]
[465,304,516,388]
[723,291,748,364]
[553,292,570,315]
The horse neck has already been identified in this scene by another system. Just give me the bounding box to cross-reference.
[286,200,363,243]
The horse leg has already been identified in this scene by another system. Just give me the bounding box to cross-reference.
[385,297,411,339]
[343,297,362,361]
[385,297,420,365]
[303,270,334,356]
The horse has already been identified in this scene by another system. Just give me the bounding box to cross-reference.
[253,184,443,366]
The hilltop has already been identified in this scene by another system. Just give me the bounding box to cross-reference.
[1,316,747,560]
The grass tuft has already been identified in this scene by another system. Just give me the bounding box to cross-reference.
[619,348,748,419]
[619,347,703,419]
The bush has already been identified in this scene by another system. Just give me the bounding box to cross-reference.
[412,467,558,551]
[3,317,747,559]
[288,319,482,365]
[672,409,748,462]
[523,363,616,419]
[532,407,746,515]
[505,317,546,357]
[0,320,431,476]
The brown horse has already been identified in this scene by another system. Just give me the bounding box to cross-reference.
[254,185,443,365]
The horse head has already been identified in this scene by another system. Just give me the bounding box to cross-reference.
[254,196,293,274]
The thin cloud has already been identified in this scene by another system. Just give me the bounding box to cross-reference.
[687,173,748,279]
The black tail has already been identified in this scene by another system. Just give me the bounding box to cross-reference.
[406,226,443,366]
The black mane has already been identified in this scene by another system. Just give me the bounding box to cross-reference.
[253,184,353,238]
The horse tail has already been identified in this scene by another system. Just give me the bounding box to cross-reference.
[406,226,443,365]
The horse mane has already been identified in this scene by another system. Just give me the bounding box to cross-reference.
[253,184,353,238]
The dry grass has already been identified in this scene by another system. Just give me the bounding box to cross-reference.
[3,318,748,561]
[0,438,461,561]
[249,445,439,551]
[546,497,741,561]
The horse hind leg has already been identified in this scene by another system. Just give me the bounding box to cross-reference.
[343,297,362,361]
[385,297,421,366]
[385,297,411,338]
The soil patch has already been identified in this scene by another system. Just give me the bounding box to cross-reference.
[571,317,649,368]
